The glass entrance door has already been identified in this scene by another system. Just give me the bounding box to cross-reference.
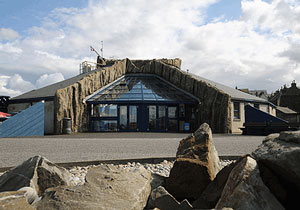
[129,105,137,130]
[148,105,156,131]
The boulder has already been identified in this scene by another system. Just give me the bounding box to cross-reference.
[193,156,243,209]
[166,123,221,199]
[165,158,213,200]
[252,131,300,209]
[215,155,284,210]
[176,123,221,173]
[0,191,36,210]
[148,186,193,210]
[0,156,74,196]
[36,164,152,210]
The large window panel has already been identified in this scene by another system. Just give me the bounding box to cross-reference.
[158,106,166,130]
[120,106,127,130]
[233,102,240,120]
[149,105,156,130]
[87,75,199,103]
[129,105,137,130]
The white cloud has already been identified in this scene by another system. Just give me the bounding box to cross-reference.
[36,73,65,88]
[0,74,35,97]
[0,0,300,97]
[0,28,20,41]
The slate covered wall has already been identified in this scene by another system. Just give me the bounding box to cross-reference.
[54,58,231,134]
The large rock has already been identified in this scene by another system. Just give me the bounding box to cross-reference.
[0,191,36,210]
[148,186,193,210]
[0,156,73,196]
[252,131,300,209]
[193,156,243,209]
[176,123,221,174]
[36,164,152,210]
[166,123,221,200]
[215,155,284,210]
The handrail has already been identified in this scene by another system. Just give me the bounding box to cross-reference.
[79,61,101,74]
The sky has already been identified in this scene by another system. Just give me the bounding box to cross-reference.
[0,0,300,97]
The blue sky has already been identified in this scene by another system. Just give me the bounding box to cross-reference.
[0,0,87,34]
[206,0,242,22]
[0,0,300,97]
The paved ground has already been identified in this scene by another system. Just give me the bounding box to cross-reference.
[0,133,265,168]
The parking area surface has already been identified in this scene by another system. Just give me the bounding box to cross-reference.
[0,133,265,168]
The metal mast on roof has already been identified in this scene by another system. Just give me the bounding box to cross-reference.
[101,41,103,57]
[90,46,100,57]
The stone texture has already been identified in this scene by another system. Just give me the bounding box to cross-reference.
[54,58,231,134]
[0,191,36,210]
[176,123,221,173]
[0,156,73,196]
[166,124,221,200]
[215,156,284,210]
[54,59,127,134]
[252,131,300,209]
[17,187,39,205]
[36,164,152,210]
[193,157,243,209]
[148,186,193,210]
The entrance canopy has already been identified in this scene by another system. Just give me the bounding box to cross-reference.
[86,74,199,104]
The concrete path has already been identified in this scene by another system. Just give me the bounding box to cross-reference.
[0,133,265,168]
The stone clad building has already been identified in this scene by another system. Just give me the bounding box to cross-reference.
[8,58,275,134]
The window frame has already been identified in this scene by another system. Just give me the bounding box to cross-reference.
[233,102,241,120]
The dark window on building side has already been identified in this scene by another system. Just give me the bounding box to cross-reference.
[254,103,260,109]
[234,102,240,120]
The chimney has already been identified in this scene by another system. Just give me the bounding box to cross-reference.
[291,80,297,88]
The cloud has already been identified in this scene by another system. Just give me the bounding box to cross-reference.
[0,28,20,41]
[0,74,35,97]
[36,73,65,88]
[0,0,300,98]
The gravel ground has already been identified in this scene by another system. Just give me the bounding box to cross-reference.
[68,159,235,186]
[0,133,265,168]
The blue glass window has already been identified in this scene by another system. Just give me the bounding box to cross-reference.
[87,74,198,104]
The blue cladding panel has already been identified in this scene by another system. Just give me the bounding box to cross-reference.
[0,101,44,137]
[245,105,287,124]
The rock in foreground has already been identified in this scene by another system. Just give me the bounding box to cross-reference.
[252,131,300,209]
[36,164,152,210]
[215,155,284,210]
[0,156,74,196]
[166,123,221,200]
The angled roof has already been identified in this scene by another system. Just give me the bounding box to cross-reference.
[10,58,272,107]
[276,106,298,114]
[86,74,199,104]
[190,73,271,104]
[10,71,96,101]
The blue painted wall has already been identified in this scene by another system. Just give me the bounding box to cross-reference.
[0,101,44,137]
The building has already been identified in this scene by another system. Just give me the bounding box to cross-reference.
[269,81,300,113]
[238,89,269,100]
[276,106,300,124]
[8,58,276,134]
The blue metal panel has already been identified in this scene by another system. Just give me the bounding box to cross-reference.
[0,101,44,137]
[245,104,287,123]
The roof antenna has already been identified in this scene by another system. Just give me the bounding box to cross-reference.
[90,46,101,57]
[101,41,103,57]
